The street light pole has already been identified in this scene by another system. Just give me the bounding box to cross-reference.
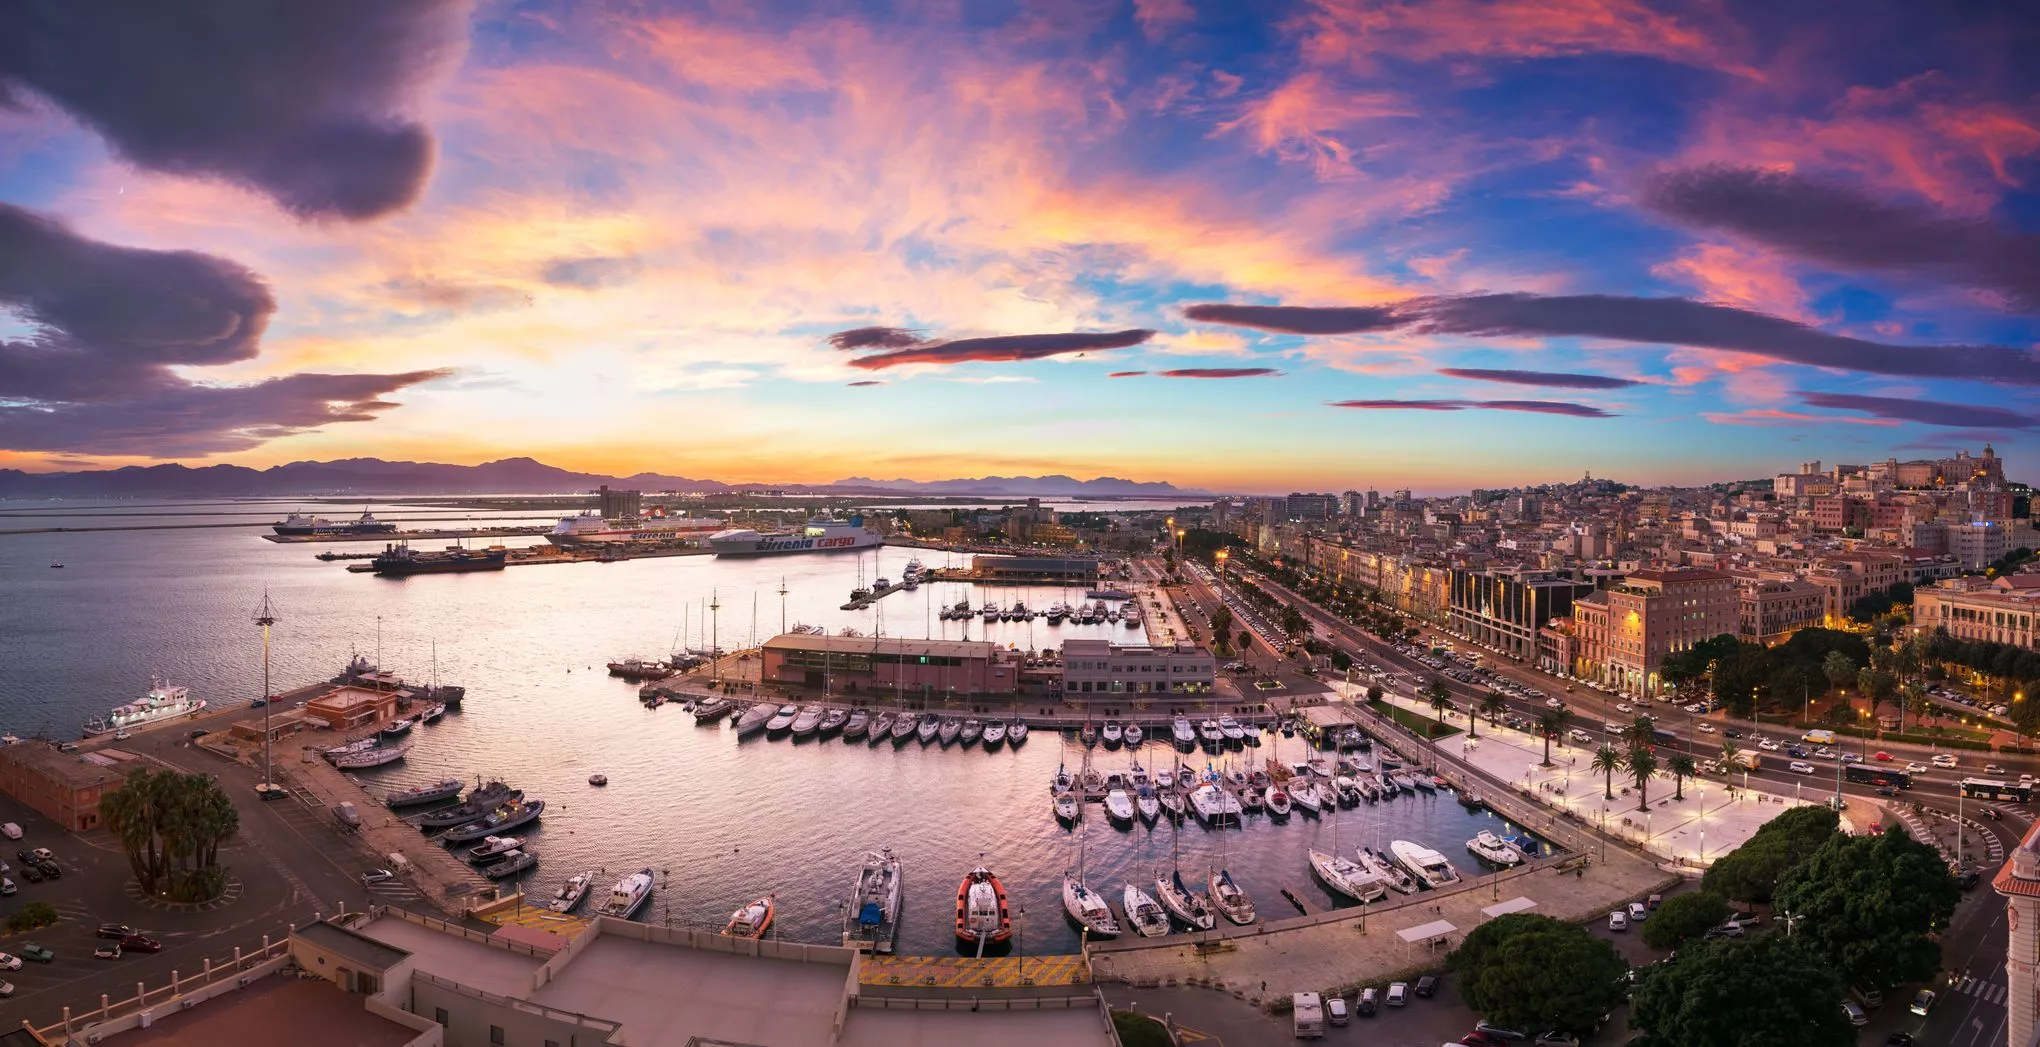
[254,591,278,791]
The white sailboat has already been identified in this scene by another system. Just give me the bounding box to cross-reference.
[1357,847,1418,895]
[1122,882,1172,938]
[1064,819,1120,938]
[1309,849,1388,902]
[1154,815,1216,930]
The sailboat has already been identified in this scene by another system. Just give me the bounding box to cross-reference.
[1356,847,1418,895]
[1154,816,1216,930]
[1062,872,1120,938]
[1122,882,1172,938]
[1209,867,1257,925]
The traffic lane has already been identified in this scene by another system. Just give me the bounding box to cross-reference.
[1926,885,2008,1047]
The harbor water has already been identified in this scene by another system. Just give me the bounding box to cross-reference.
[1,501,1540,955]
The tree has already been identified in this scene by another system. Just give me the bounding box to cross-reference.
[1478,691,1508,731]
[1772,826,1961,990]
[5,901,57,932]
[1236,630,1252,652]
[1210,605,1233,648]
[1664,753,1697,801]
[1701,805,1839,905]
[1629,936,1852,1047]
[1822,651,1856,696]
[1365,684,1383,702]
[1625,746,1658,811]
[1328,649,1352,672]
[1427,679,1454,723]
[1280,604,1308,640]
[1621,715,1657,752]
[99,768,240,902]
[1536,707,1570,766]
[1591,745,1622,800]
[1450,913,1629,1036]
[1639,891,1728,950]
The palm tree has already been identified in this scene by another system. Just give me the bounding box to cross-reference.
[1822,651,1856,698]
[1719,737,1739,769]
[1666,753,1697,801]
[1478,691,1508,730]
[1591,745,1623,800]
[1621,715,1657,751]
[1427,679,1454,726]
[1625,746,1659,812]
[1536,707,1570,767]
[1280,604,1308,641]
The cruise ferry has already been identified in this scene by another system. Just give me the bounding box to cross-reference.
[544,510,725,547]
[708,515,883,557]
[271,510,398,536]
[83,675,207,737]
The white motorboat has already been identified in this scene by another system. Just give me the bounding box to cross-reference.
[722,895,775,939]
[1198,720,1224,746]
[1265,786,1293,817]
[465,835,525,864]
[1155,768,1174,789]
[1134,785,1161,824]
[790,706,825,738]
[547,870,596,913]
[1333,776,1362,807]
[1154,869,1216,930]
[982,721,1007,749]
[1101,722,1123,747]
[333,744,409,769]
[1104,788,1137,825]
[1008,720,1028,745]
[1467,830,1527,868]
[1309,849,1388,902]
[955,865,1012,951]
[1122,883,1172,938]
[1172,716,1197,747]
[1357,848,1419,894]
[843,848,903,953]
[596,868,656,919]
[765,704,800,733]
[1123,723,1144,747]
[1062,872,1121,938]
[1054,792,1083,823]
[938,718,962,745]
[733,703,776,737]
[960,719,984,746]
[1157,789,1185,820]
[868,712,894,743]
[1209,867,1257,925]
[1307,756,1336,777]
[1217,716,1245,743]
[1188,783,1242,826]
[1389,840,1463,889]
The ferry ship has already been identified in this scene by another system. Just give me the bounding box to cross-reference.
[83,675,207,737]
[708,515,882,557]
[544,510,724,547]
[271,510,398,537]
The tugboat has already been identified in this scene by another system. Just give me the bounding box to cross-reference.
[369,541,507,576]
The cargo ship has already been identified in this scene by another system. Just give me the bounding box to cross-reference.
[708,515,883,556]
[370,542,509,576]
[272,510,398,537]
[544,509,725,547]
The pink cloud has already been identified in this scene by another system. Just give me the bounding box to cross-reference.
[1700,408,1900,428]
[1289,0,1754,77]
[1133,0,1196,40]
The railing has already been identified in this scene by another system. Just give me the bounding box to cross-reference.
[29,935,293,1042]
[411,970,621,1034]
[373,905,553,957]
[852,993,1101,1011]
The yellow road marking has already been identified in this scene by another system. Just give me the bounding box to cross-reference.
[480,905,590,937]
[860,954,1090,988]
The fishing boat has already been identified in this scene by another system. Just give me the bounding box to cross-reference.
[817,708,849,736]
[417,783,520,828]
[1061,872,1120,938]
[959,719,983,746]
[937,718,962,746]
[733,703,776,736]
[765,704,800,733]
[693,696,736,723]
[1134,785,1161,824]
[606,658,673,682]
[843,848,903,953]
[1357,848,1418,894]
[596,868,656,920]
[547,871,596,913]
[1104,788,1136,826]
[842,709,870,741]
[384,778,462,808]
[1007,720,1028,745]
[954,865,1012,951]
[1467,830,1527,868]
[1101,722,1123,747]
[1265,786,1292,818]
[1389,840,1463,889]
[1209,867,1257,924]
[465,835,526,864]
[1155,868,1216,930]
[916,716,940,745]
[981,721,1006,749]
[1309,849,1387,902]
[867,711,894,743]
[443,800,544,843]
[380,717,414,739]
[333,744,409,769]
[1172,716,1196,748]
[1123,723,1144,747]
[1053,791,1082,823]
[1122,883,1172,938]
[790,706,825,738]
[722,894,775,939]
[1457,788,1486,811]
[482,849,538,880]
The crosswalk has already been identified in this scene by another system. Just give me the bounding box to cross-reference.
[364,877,423,902]
[1953,976,2008,1005]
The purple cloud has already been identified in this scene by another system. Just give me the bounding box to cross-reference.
[846,380,886,387]
[0,1,469,220]
[1329,399,1614,417]
[1437,367,1641,390]
[827,326,926,350]
[1797,392,2035,429]
[1643,165,2040,309]
[1159,367,1282,378]
[1108,370,1148,378]
[540,255,642,290]
[848,329,1155,370]
[1185,294,2040,384]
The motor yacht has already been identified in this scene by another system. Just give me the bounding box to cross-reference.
[1309,849,1388,902]
[1388,840,1463,889]
[1467,830,1527,868]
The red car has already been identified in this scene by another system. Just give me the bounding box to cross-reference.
[119,934,162,953]
[1873,751,1894,762]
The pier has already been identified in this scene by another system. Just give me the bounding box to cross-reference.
[266,525,551,544]
[343,543,714,573]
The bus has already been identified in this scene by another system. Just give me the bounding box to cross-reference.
[1960,778,2032,803]
[1844,765,1912,790]
[1650,728,1679,751]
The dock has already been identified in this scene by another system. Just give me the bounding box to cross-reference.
[841,580,917,610]
[345,543,714,573]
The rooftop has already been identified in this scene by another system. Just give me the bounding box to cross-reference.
[0,742,139,790]
[296,919,412,972]
[356,914,543,997]
[839,1007,1114,1047]
[529,933,846,1046]
[764,633,999,658]
[308,685,395,711]
[106,974,417,1047]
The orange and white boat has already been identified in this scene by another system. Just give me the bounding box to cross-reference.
[953,865,1011,950]
[721,894,775,939]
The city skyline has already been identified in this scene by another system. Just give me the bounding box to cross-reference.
[3,2,2037,491]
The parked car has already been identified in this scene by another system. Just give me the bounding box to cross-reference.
[1386,982,1408,1006]
[1646,893,1663,910]
[1608,911,1628,931]
[26,848,53,864]
[97,923,136,940]
[1843,1001,1868,1026]
[1627,902,1648,922]
[0,981,13,998]
[93,943,122,961]
[19,944,53,963]
[0,823,19,841]
[1326,995,1349,1026]
[0,954,19,972]
[120,935,162,953]
[37,861,60,879]
[1356,987,1378,1016]
[1416,974,1439,998]
[1473,1021,1531,1042]
[19,865,42,884]
[0,878,14,896]
[360,869,396,886]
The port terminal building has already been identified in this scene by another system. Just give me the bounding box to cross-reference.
[969,555,1098,584]
[760,634,1022,697]
[1060,639,1216,698]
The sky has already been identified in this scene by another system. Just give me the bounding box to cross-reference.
[1,0,2038,495]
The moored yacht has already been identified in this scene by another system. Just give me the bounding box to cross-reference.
[1123,723,1144,747]
[1053,792,1082,823]
[384,778,462,808]
[842,709,870,741]
[546,870,596,913]
[1172,716,1197,748]
[722,895,775,939]
[465,835,525,864]
[1356,848,1418,894]
[1188,783,1242,826]
[981,721,1007,749]
[1061,872,1120,938]
[1122,883,1172,938]
[1198,720,1224,747]
[937,718,962,746]
[1265,786,1293,818]
[916,716,941,745]
[1467,830,1526,868]
[1389,840,1463,889]
[1209,868,1257,924]
[1309,849,1388,902]
[1217,716,1245,743]
[959,719,983,746]
[596,868,656,920]
[868,711,894,743]
[1134,785,1161,824]
[1008,720,1028,745]
[733,702,776,736]
[1104,788,1136,826]
[1101,722,1123,747]
[443,799,545,843]
[843,848,903,953]
[765,704,800,733]
[1154,869,1216,930]
[790,706,825,738]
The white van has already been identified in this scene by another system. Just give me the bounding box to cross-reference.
[1293,992,1325,1039]
[1,824,21,841]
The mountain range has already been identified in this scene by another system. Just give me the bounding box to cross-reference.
[0,457,1199,499]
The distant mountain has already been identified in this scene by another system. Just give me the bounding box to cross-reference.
[0,457,1200,499]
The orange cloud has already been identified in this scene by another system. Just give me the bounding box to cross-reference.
[1215,72,1413,180]
[1650,241,1811,321]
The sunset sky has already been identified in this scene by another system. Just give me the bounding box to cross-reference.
[2,1,2036,493]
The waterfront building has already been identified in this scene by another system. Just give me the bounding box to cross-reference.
[0,742,143,831]
[969,555,1097,584]
[1571,568,1737,697]
[1737,579,1825,642]
[305,685,401,730]
[1446,568,1596,663]
[761,634,1018,697]
[1914,577,2040,649]
[1060,639,1216,697]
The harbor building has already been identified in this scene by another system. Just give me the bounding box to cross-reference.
[304,685,401,730]
[0,742,144,831]
[969,555,1098,584]
[596,484,642,520]
[761,634,1020,697]
[1061,639,1216,697]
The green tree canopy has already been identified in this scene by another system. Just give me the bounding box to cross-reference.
[100,767,240,901]
[1450,913,1629,1036]
[1771,826,1960,990]
[1700,805,1839,905]
[1640,891,1728,950]
[1629,936,1852,1047]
